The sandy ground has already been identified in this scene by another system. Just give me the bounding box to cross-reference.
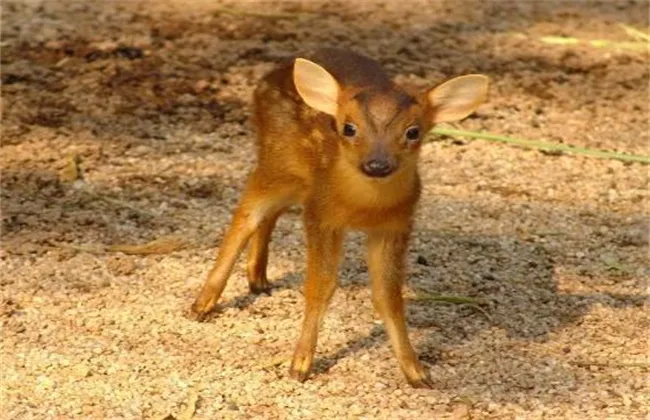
[1,0,649,419]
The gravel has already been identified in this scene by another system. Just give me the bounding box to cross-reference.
[2,0,648,418]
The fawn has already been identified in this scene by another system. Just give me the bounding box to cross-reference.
[191,48,489,388]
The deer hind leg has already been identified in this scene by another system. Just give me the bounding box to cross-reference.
[191,173,295,320]
[246,208,285,294]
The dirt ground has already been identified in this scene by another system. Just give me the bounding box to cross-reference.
[1,0,649,419]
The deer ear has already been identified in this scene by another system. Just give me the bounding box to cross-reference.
[293,58,340,116]
[427,74,489,123]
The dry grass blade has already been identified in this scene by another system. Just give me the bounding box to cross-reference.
[107,235,186,255]
[466,304,493,322]
[587,39,647,51]
[540,36,579,45]
[539,35,647,51]
[58,155,82,183]
[619,24,650,42]
[49,236,189,256]
[410,293,492,322]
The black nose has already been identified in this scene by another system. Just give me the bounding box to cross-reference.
[361,159,394,178]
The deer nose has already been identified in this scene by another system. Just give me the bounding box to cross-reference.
[361,159,394,178]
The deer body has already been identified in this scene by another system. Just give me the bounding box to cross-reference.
[192,48,489,388]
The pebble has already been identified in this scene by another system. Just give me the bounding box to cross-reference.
[195,80,210,93]
[350,404,364,415]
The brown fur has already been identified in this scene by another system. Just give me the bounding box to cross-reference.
[191,48,488,388]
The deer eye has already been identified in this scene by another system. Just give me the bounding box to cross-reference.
[405,126,420,141]
[343,122,357,137]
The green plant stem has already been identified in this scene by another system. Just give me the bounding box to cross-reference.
[429,128,650,164]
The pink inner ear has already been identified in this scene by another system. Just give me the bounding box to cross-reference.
[425,75,489,123]
[293,58,340,116]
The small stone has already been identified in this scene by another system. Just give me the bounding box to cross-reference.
[482,273,496,281]
[416,255,429,266]
[617,227,648,247]
[177,93,197,106]
[450,404,470,419]
[350,404,364,415]
[195,80,210,93]
[115,46,144,59]
[37,375,55,389]
[73,363,91,378]
[607,189,618,202]
[91,40,118,52]
[45,40,65,50]
[106,256,136,276]
[621,393,632,408]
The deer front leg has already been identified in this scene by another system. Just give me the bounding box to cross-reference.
[367,230,433,389]
[289,217,343,382]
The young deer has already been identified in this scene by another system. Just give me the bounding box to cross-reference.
[191,48,489,388]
